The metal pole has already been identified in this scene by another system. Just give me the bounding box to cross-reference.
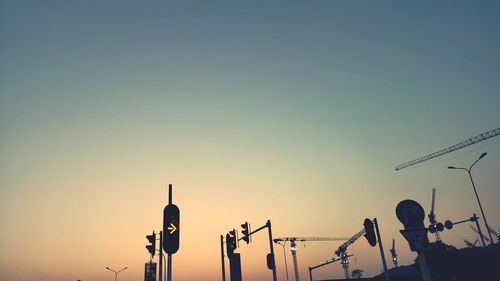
[169,184,172,205]
[281,242,290,281]
[114,272,117,281]
[308,267,313,281]
[418,252,431,281]
[221,235,226,281]
[159,231,163,281]
[167,254,172,281]
[467,170,494,244]
[167,184,173,281]
[472,214,487,247]
[373,218,390,281]
[267,220,278,281]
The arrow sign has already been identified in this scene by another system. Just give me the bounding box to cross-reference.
[167,223,177,234]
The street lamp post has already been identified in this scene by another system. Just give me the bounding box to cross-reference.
[106,266,128,281]
[276,241,290,281]
[448,152,495,245]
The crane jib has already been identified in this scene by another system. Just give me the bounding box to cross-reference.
[395,127,500,171]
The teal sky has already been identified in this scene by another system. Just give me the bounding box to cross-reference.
[1,1,500,281]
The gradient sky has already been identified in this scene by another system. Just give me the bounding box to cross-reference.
[1,1,500,281]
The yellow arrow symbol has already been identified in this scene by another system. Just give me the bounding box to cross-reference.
[167,223,177,234]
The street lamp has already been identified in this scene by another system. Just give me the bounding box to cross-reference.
[274,240,290,281]
[106,266,128,281]
[448,152,495,245]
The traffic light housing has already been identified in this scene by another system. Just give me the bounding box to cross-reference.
[226,229,237,257]
[363,218,377,247]
[241,222,250,244]
[266,253,275,270]
[163,204,180,254]
[146,231,156,257]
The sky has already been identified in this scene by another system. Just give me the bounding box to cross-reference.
[1,1,499,281]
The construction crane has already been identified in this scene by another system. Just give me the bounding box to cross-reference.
[395,127,500,171]
[308,255,352,281]
[428,187,441,242]
[334,228,366,279]
[464,239,479,248]
[470,225,491,243]
[273,236,349,281]
[390,239,398,268]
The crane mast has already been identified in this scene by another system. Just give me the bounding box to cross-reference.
[291,240,299,281]
[273,236,349,281]
[428,188,441,242]
[395,127,500,171]
[390,238,398,267]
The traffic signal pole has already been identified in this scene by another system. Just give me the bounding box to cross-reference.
[159,231,163,281]
[236,220,277,281]
[220,235,227,281]
[167,185,173,281]
[373,218,390,281]
[267,220,278,281]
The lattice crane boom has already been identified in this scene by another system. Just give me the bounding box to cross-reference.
[395,127,500,171]
[335,229,365,256]
[334,228,366,279]
[273,236,349,281]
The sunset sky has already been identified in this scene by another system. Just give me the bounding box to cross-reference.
[1,1,499,281]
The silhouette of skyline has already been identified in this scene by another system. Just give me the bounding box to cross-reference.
[1,1,499,281]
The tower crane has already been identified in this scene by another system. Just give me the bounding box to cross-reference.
[308,254,353,281]
[395,127,500,171]
[334,228,366,279]
[389,238,398,268]
[273,236,349,281]
[428,188,441,242]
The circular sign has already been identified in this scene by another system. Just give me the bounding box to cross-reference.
[428,224,436,233]
[444,220,453,230]
[396,199,425,227]
[436,223,444,232]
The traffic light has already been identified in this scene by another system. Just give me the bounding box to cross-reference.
[241,222,250,244]
[163,204,180,254]
[146,231,156,257]
[363,218,377,247]
[266,253,274,270]
[226,229,237,257]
